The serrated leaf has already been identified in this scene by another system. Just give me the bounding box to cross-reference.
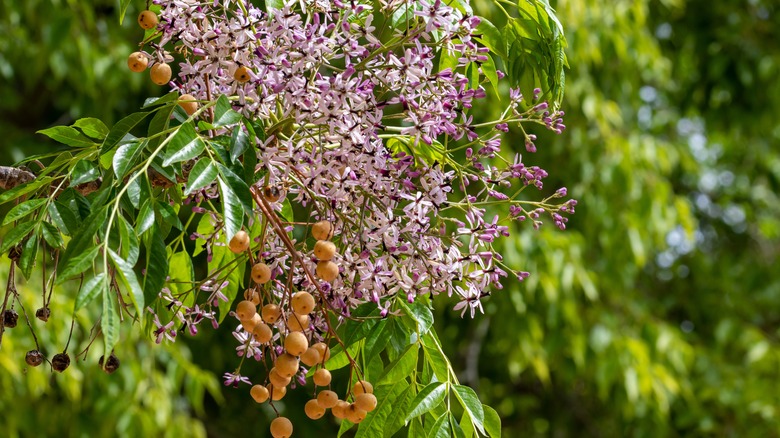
[218,176,245,243]
[483,404,501,438]
[213,94,242,127]
[406,382,447,422]
[0,221,36,253]
[75,273,107,311]
[113,139,147,179]
[3,199,47,225]
[186,158,218,195]
[399,299,434,335]
[108,248,144,315]
[74,118,109,140]
[378,343,419,385]
[453,385,485,434]
[102,288,119,354]
[57,245,100,282]
[163,122,205,166]
[37,126,96,148]
[102,111,151,153]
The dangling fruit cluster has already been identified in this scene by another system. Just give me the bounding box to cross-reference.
[126,10,174,87]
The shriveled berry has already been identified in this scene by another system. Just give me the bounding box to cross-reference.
[300,347,322,367]
[313,240,337,261]
[331,400,350,419]
[267,383,286,401]
[234,66,252,83]
[228,230,250,254]
[52,353,70,373]
[353,380,373,395]
[270,416,293,438]
[251,263,272,284]
[262,185,282,202]
[291,291,315,315]
[127,52,148,72]
[305,399,326,420]
[244,289,262,306]
[312,368,331,386]
[25,350,44,367]
[269,367,292,388]
[35,307,50,322]
[178,94,198,116]
[355,393,377,412]
[2,309,18,328]
[262,304,282,324]
[286,312,309,332]
[312,220,334,241]
[275,353,299,378]
[99,353,120,374]
[150,63,172,85]
[317,390,338,408]
[316,260,339,282]
[235,300,257,321]
[250,384,269,403]
[312,342,331,362]
[138,10,158,29]
[284,331,308,356]
[347,404,367,423]
[241,313,262,333]
[252,323,272,343]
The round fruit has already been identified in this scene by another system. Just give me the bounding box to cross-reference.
[269,367,292,388]
[235,300,257,321]
[52,353,70,373]
[244,289,262,306]
[25,350,44,367]
[300,347,322,367]
[250,384,269,403]
[332,400,350,419]
[262,185,282,202]
[353,380,373,395]
[229,230,250,254]
[251,263,272,284]
[317,390,338,408]
[138,10,158,29]
[291,291,315,315]
[241,313,262,332]
[312,368,332,386]
[270,416,293,438]
[284,331,309,356]
[252,323,273,343]
[2,309,18,328]
[234,66,252,83]
[312,220,334,241]
[347,404,367,423]
[35,307,50,322]
[99,353,121,374]
[262,304,282,324]
[127,52,148,72]
[355,393,377,412]
[313,240,337,261]
[150,63,172,85]
[178,94,198,115]
[286,313,310,332]
[267,383,287,401]
[305,399,326,419]
[312,343,331,362]
[316,260,339,282]
[275,353,299,378]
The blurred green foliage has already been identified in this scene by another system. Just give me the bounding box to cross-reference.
[1,0,779,437]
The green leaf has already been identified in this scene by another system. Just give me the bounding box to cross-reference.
[321,342,361,372]
[0,221,36,253]
[108,248,144,315]
[70,160,101,186]
[168,251,194,306]
[57,207,107,279]
[41,222,64,248]
[406,382,447,422]
[156,201,183,230]
[453,385,485,434]
[142,91,180,109]
[216,164,253,214]
[213,94,242,127]
[119,0,132,24]
[399,299,434,335]
[143,228,169,306]
[383,384,416,438]
[75,273,107,311]
[102,111,151,153]
[0,176,52,205]
[136,200,156,235]
[117,215,140,265]
[57,245,100,282]
[229,123,250,163]
[475,17,506,59]
[428,414,451,438]
[186,158,218,195]
[162,122,205,166]
[48,201,79,236]
[422,332,451,382]
[102,288,119,354]
[73,118,109,140]
[482,55,500,100]
[113,139,147,179]
[19,233,38,279]
[210,245,245,323]
[355,379,410,438]
[218,176,245,243]
[378,343,419,385]
[3,199,47,225]
[37,126,96,148]
[483,404,501,438]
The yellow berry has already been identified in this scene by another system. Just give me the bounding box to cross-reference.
[250,384,269,403]
[262,304,282,324]
[300,347,322,367]
[313,240,337,261]
[235,300,256,321]
[178,93,198,116]
[305,399,326,420]
[269,367,291,388]
[252,323,272,343]
[150,63,172,85]
[251,262,272,284]
[315,260,339,282]
[284,331,309,356]
[355,393,377,412]
[263,185,282,202]
[353,380,373,395]
[241,313,262,332]
[312,343,331,362]
[347,404,367,423]
[332,400,350,419]
[234,66,252,83]
[138,10,158,30]
[286,312,310,332]
[244,289,262,306]
[291,291,315,315]
[228,230,250,254]
[270,417,293,438]
[312,220,333,241]
[312,368,332,387]
[275,353,299,378]
[267,383,286,401]
[317,390,338,409]
[127,52,148,72]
